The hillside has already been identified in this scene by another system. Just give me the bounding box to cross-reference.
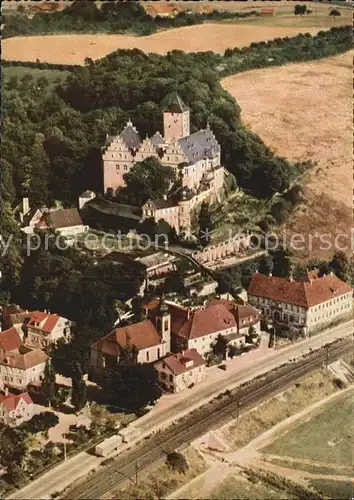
[222,50,353,260]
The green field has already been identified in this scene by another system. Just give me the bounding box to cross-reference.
[210,475,293,500]
[2,66,70,89]
[308,478,354,500]
[263,391,354,468]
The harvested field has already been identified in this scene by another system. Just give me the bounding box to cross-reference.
[222,51,353,260]
[2,24,334,64]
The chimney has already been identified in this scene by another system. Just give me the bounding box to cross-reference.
[22,197,30,216]
[5,388,9,396]
[162,194,168,201]
[269,272,272,277]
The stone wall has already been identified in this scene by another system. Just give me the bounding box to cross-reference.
[192,235,252,264]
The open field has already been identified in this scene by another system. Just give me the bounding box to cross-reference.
[223,370,341,451]
[210,474,292,499]
[308,478,354,499]
[262,391,354,468]
[222,50,353,260]
[2,23,343,64]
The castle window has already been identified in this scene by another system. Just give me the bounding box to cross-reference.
[146,351,150,362]
[116,165,120,171]
[124,165,128,171]
[157,348,160,358]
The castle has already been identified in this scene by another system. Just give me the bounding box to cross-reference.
[103,95,224,235]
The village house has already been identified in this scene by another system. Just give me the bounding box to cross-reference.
[145,298,260,357]
[18,198,48,234]
[90,302,172,381]
[154,348,206,393]
[247,270,353,335]
[23,310,74,350]
[0,389,34,427]
[0,345,48,390]
[103,95,224,235]
[45,208,88,237]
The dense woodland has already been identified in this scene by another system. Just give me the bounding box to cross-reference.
[3,1,258,38]
[0,25,352,372]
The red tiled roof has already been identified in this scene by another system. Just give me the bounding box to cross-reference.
[155,348,204,375]
[248,273,353,309]
[0,349,48,370]
[0,392,33,411]
[92,319,162,355]
[177,304,236,340]
[260,8,274,14]
[26,311,60,333]
[206,299,260,328]
[0,328,22,353]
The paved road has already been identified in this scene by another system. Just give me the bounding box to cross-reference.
[8,320,353,500]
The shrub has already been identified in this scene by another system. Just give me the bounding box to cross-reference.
[166,451,189,474]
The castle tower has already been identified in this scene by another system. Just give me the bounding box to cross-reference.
[163,94,190,142]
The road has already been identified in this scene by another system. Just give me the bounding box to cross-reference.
[8,319,353,500]
[64,337,353,499]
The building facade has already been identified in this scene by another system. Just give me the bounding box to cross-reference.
[0,348,48,390]
[247,271,353,335]
[90,305,172,381]
[103,95,224,235]
[23,311,74,351]
[0,390,34,427]
[154,348,206,393]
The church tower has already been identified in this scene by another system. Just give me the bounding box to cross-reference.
[155,297,171,353]
[163,94,190,142]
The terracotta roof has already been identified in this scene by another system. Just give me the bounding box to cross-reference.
[26,311,60,334]
[206,299,260,329]
[248,273,353,309]
[260,8,275,14]
[92,319,163,355]
[177,304,236,340]
[47,208,83,229]
[0,328,22,353]
[0,349,48,370]
[144,299,190,335]
[0,392,33,411]
[155,348,204,375]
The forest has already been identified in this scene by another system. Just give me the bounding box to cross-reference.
[3,1,258,38]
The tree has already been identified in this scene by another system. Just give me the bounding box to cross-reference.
[211,334,229,360]
[246,325,259,343]
[71,363,87,413]
[41,360,56,407]
[198,202,213,247]
[329,9,341,16]
[118,157,175,206]
[24,412,59,434]
[271,248,291,278]
[166,451,189,474]
[131,296,145,322]
[329,251,349,281]
[258,254,273,276]
[294,4,307,15]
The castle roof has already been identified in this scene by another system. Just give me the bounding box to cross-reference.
[178,129,220,164]
[165,94,189,114]
[120,121,141,150]
[150,132,166,147]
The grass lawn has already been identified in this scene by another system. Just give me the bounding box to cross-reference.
[2,65,70,89]
[224,370,340,450]
[308,478,354,500]
[210,474,292,500]
[264,456,354,478]
[263,391,354,468]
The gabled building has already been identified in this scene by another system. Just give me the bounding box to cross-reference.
[23,310,74,350]
[145,298,260,357]
[0,347,48,390]
[0,328,22,356]
[0,390,34,427]
[90,303,172,381]
[154,348,206,393]
[45,208,88,237]
[102,95,224,235]
[247,271,353,334]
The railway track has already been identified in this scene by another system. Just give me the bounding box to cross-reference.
[64,338,353,499]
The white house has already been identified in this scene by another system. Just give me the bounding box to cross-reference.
[247,270,353,335]
[0,390,34,427]
[0,347,48,390]
[154,348,206,393]
[23,310,74,350]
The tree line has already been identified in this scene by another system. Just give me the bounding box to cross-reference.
[3,0,259,39]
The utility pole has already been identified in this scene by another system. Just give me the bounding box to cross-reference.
[325,345,329,368]
[64,439,67,461]
[135,460,138,486]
